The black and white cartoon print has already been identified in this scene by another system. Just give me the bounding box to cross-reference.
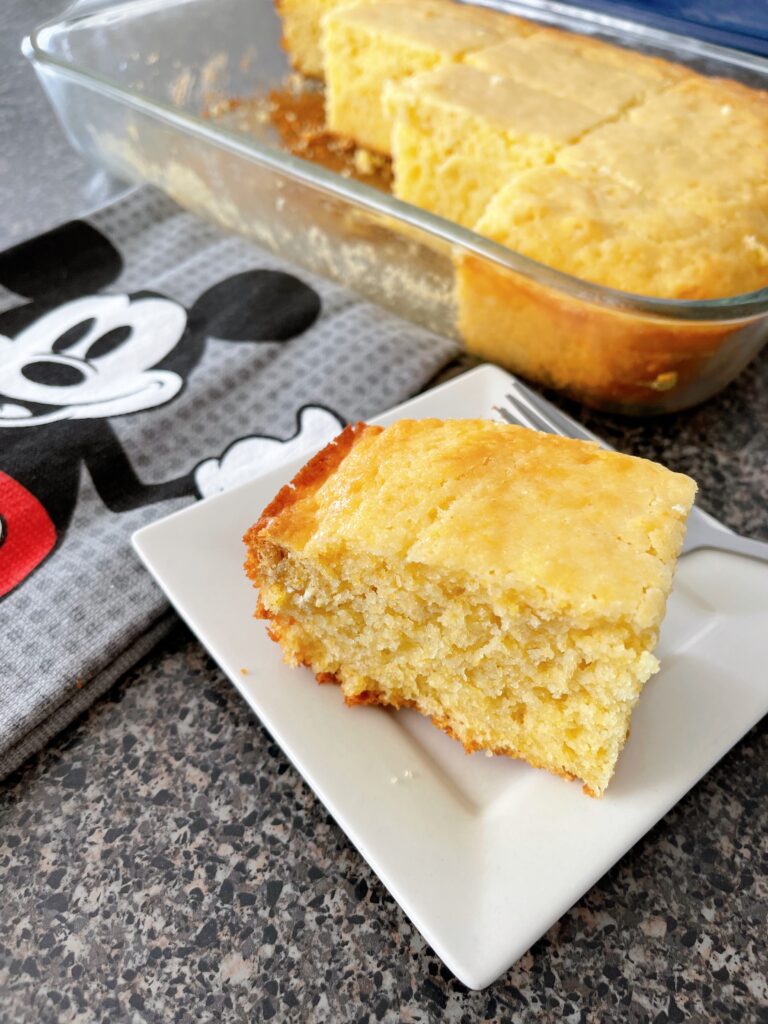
[0,220,344,599]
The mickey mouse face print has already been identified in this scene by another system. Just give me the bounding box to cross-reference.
[0,293,186,426]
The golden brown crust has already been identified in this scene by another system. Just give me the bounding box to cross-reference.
[248,422,370,539]
[243,422,379,586]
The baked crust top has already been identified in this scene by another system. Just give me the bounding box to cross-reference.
[248,418,696,626]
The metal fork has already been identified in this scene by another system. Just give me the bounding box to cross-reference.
[497,378,768,563]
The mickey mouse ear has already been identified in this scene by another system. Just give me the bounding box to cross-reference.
[0,221,122,302]
[187,269,322,343]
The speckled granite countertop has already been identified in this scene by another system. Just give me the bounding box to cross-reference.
[2,2,767,1020]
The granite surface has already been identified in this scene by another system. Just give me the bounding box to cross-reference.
[2,0,768,1020]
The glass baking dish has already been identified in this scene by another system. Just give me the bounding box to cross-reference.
[25,0,768,413]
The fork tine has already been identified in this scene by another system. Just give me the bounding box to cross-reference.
[504,382,564,437]
[494,399,542,433]
[496,381,563,434]
[503,379,613,452]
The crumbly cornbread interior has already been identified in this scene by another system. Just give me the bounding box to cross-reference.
[245,419,696,796]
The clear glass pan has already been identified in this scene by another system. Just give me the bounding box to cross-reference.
[25,0,768,412]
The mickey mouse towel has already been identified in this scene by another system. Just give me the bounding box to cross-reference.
[0,187,459,778]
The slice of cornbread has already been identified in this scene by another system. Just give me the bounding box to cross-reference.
[629,67,768,126]
[387,64,605,227]
[276,0,360,77]
[323,0,526,154]
[558,76,768,207]
[467,32,678,117]
[627,76,768,200]
[276,0,419,78]
[457,164,768,401]
[244,418,696,797]
[469,165,768,299]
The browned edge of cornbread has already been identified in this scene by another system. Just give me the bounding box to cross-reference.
[243,421,378,591]
[273,0,293,69]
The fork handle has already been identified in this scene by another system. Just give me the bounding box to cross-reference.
[684,517,768,564]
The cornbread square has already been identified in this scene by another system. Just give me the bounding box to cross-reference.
[323,0,526,154]
[275,0,360,77]
[388,64,604,227]
[627,76,768,200]
[558,76,768,209]
[457,164,768,402]
[467,32,678,117]
[469,165,768,299]
[275,0,420,78]
[244,419,696,797]
[629,70,768,129]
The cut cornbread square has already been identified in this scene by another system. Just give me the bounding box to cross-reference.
[614,75,768,201]
[557,115,768,214]
[275,0,363,77]
[276,0,371,77]
[629,69,768,128]
[323,0,527,154]
[244,418,696,797]
[467,33,677,117]
[470,164,768,299]
[387,64,606,227]
[557,74,768,207]
[456,164,768,401]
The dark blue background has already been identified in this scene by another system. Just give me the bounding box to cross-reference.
[560,0,768,55]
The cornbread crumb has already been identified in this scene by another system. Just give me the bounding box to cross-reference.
[244,419,696,796]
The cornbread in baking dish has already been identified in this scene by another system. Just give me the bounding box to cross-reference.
[275,0,358,77]
[468,165,768,300]
[456,163,768,401]
[273,0,768,407]
[558,76,768,206]
[480,23,689,83]
[244,419,696,797]
[387,65,605,227]
[323,0,525,154]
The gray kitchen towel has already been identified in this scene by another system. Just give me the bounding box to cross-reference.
[0,187,459,779]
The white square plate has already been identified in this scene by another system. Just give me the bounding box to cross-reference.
[133,365,768,989]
